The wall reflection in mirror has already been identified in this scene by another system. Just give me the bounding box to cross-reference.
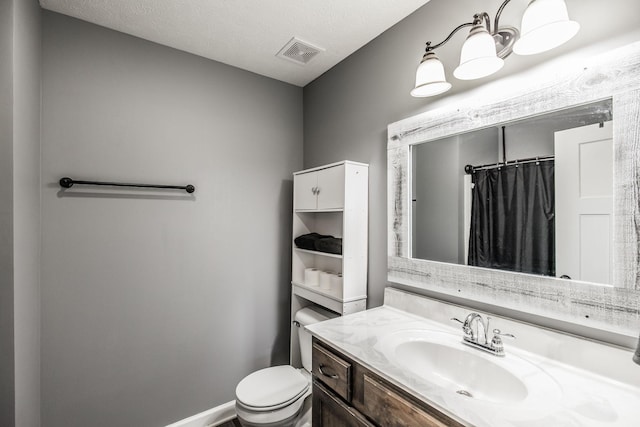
[411,99,613,285]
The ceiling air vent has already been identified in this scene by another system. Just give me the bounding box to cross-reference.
[276,37,324,65]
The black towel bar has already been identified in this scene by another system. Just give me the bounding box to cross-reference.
[59,177,195,193]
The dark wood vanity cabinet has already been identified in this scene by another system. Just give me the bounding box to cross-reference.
[313,380,374,427]
[312,338,465,427]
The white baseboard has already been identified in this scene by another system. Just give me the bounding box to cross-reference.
[165,400,237,427]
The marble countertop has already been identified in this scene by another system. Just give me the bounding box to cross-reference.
[306,290,640,427]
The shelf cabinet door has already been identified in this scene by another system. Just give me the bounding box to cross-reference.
[294,171,319,210]
[294,164,346,211]
[316,164,345,210]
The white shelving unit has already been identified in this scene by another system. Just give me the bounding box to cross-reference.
[290,161,368,366]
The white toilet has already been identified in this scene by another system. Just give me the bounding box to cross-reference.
[235,306,336,427]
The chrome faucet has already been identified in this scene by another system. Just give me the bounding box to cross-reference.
[464,312,490,344]
[451,312,515,357]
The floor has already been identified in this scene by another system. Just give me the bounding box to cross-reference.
[219,419,242,427]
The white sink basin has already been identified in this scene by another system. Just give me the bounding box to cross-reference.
[377,329,562,405]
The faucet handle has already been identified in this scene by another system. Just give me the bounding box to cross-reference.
[492,329,515,339]
[490,329,515,356]
[451,317,473,338]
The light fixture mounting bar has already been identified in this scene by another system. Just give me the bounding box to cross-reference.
[426,21,474,52]
[425,0,517,56]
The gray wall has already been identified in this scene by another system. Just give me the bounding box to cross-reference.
[499,100,613,161]
[303,0,640,309]
[0,0,15,424]
[1,0,41,426]
[414,137,459,263]
[13,0,41,425]
[413,128,497,263]
[41,12,302,427]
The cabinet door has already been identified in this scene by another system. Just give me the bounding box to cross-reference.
[294,171,318,210]
[362,375,451,427]
[316,165,345,210]
[313,381,374,427]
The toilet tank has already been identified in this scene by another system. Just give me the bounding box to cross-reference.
[295,306,337,372]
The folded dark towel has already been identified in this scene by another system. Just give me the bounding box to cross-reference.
[314,237,342,255]
[294,233,332,251]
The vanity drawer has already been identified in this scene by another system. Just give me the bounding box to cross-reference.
[362,374,454,427]
[312,342,352,402]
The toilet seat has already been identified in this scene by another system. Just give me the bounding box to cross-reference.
[235,366,311,425]
[236,365,309,409]
[238,385,308,412]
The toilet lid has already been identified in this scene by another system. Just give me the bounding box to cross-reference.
[236,366,309,409]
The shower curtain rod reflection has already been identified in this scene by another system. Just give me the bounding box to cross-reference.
[59,177,195,193]
[464,155,554,174]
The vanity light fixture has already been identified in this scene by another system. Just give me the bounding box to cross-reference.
[411,0,579,97]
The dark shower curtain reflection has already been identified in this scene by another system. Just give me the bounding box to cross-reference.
[468,161,555,276]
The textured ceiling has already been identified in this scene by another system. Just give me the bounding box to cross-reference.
[39,0,430,86]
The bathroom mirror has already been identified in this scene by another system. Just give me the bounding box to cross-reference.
[388,41,640,336]
[411,99,613,285]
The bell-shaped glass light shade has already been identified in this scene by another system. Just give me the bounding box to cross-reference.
[453,25,504,80]
[410,51,452,97]
[513,0,579,55]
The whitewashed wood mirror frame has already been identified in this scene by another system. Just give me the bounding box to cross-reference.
[387,40,640,337]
